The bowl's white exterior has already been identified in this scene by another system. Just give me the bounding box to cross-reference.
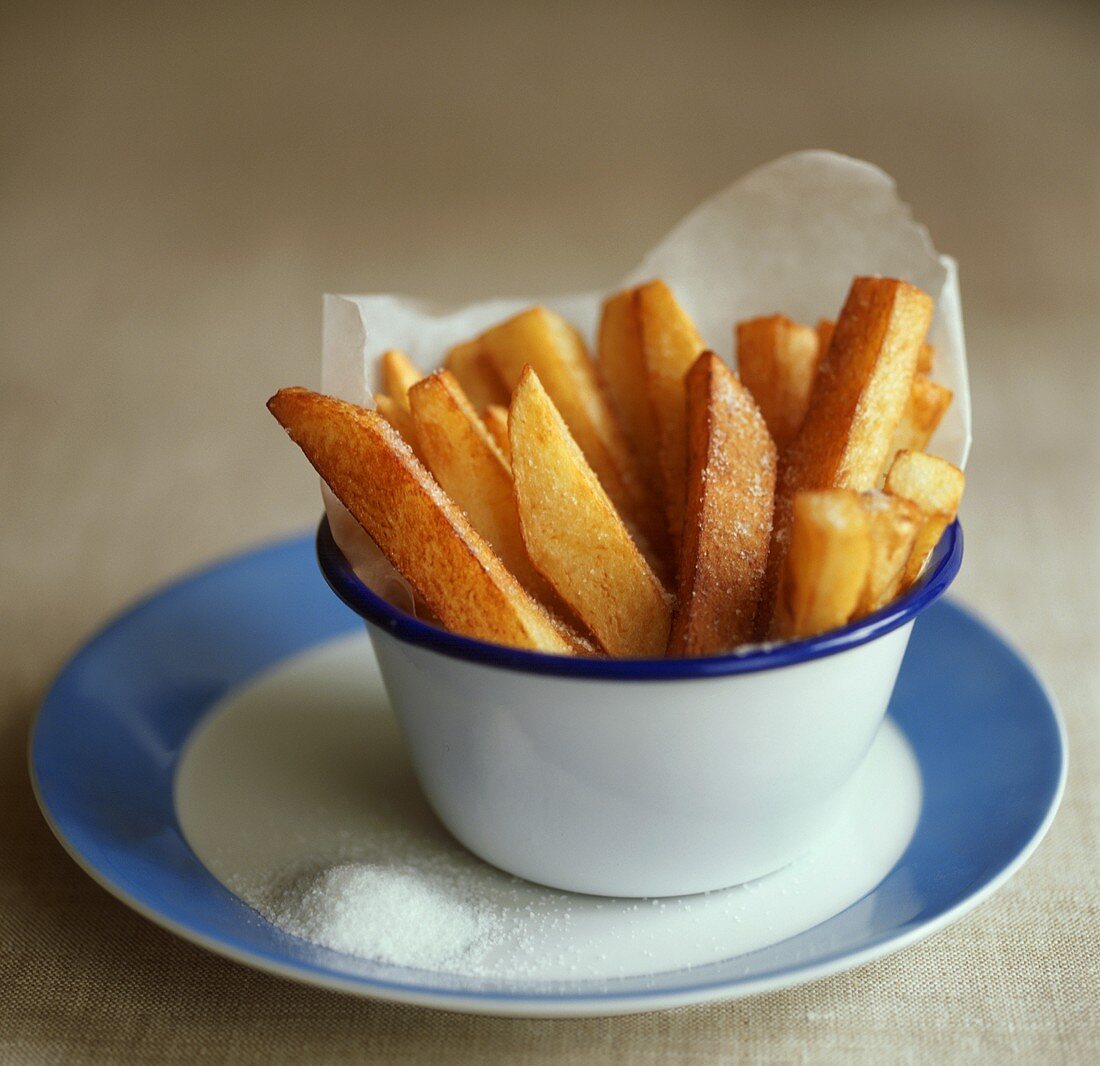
[365,621,915,897]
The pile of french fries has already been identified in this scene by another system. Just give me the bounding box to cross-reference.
[269,275,964,658]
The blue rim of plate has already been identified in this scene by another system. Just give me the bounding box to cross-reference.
[316,516,964,678]
[29,532,1065,1016]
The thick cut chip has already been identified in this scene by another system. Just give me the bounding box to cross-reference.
[479,305,666,567]
[509,367,671,657]
[854,491,923,616]
[917,341,935,375]
[772,490,871,641]
[444,339,510,412]
[635,280,707,554]
[816,318,835,362]
[668,353,777,656]
[736,314,821,450]
[374,392,423,461]
[267,387,573,654]
[597,288,662,496]
[481,403,511,462]
[883,374,953,476]
[408,370,558,610]
[763,277,932,625]
[884,450,964,587]
[380,350,424,411]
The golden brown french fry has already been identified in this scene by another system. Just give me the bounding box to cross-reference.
[668,353,777,656]
[481,403,511,462]
[374,392,423,461]
[736,314,820,450]
[764,277,932,625]
[816,318,835,361]
[884,449,964,588]
[854,492,923,616]
[772,490,871,641]
[597,288,662,497]
[883,374,953,475]
[267,387,573,653]
[444,339,510,412]
[509,367,671,657]
[380,350,424,411]
[917,341,935,375]
[635,280,707,554]
[408,370,557,610]
[479,305,667,569]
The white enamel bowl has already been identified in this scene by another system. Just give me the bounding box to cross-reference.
[317,520,963,898]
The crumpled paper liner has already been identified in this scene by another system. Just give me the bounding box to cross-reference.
[320,150,971,616]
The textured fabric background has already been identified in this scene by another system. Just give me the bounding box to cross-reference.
[2,1,1097,1061]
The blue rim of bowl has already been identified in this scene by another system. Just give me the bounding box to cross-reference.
[312,517,963,682]
[316,517,962,679]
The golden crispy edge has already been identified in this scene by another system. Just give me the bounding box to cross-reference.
[481,404,511,463]
[635,280,707,557]
[380,350,424,411]
[267,387,572,653]
[509,367,671,657]
[444,339,510,413]
[668,352,777,656]
[853,492,923,616]
[374,392,423,461]
[772,489,871,640]
[763,277,932,628]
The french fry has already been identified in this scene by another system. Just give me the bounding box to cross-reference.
[479,305,668,570]
[772,489,871,641]
[736,314,820,450]
[816,318,835,362]
[917,341,935,375]
[884,449,964,588]
[854,492,923,616]
[597,288,662,496]
[374,392,423,461]
[380,349,424,411]
[635,280,707,554]
[883,374,953,475]
[444,339,510,412]
[481,403,510,462]
[509,367,672,657]
[267,387,574,653]
[668,353,777,656]
[408,370,556,610]
[764,277,932,625]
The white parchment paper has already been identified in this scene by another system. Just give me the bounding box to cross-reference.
[320,150,971,603]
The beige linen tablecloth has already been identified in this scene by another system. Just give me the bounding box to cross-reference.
[2,2,1097,1061]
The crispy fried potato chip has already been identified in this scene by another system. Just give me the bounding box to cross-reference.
[736,314,820,451]
[597,287,662,497]
[444,339,510,413]
[267,387,574,653]
[854,491,922,616]
[883,374,953,476]
[668,353,777,656]
[479,305,667,570]
[635,280,707,555]
[408,369,560,611]
[481,403,511,463]
[917,341,935,375]
[509,367,671,657]
[816,318,835,362]
[380,349,424,411]
[374,392,423,461]
[884,449,964,588]
[772,489,871,641]
[764,277,932,625]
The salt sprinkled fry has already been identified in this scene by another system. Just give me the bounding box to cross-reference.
[374,392,424,461]
[380,349,424,411]
[772,489,871,641]
[854,491,923,616]
[882,374,953,476]
[481,404,511,463]
[479,305,667,572]
[884,449,964,588]
[635,279,707,555]
[763,277,932,625]
[736,314,821,451]
[509,367,672,657]
[597,287,662,498]
[668,352,777,656]
[444,339,510,413]
[267,387,574,654]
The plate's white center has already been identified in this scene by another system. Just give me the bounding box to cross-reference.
[176,633,921,981]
